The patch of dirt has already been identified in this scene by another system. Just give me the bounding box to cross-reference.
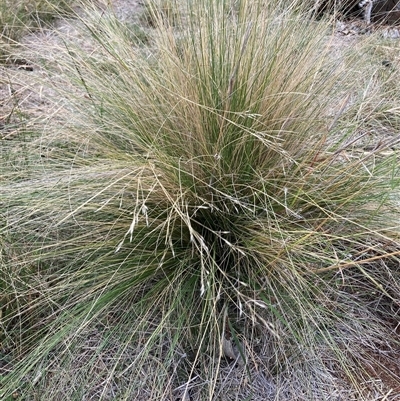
[363,349,400,395]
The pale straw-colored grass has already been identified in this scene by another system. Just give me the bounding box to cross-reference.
[1,1,400,399]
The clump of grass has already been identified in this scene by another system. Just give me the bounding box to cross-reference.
[1,0,400,399]
[139,0,181,27]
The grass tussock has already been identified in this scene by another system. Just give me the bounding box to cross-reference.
[1,0,400,399]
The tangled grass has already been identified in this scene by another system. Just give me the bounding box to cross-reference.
[0,0,74,63]
[1,0,400,399]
